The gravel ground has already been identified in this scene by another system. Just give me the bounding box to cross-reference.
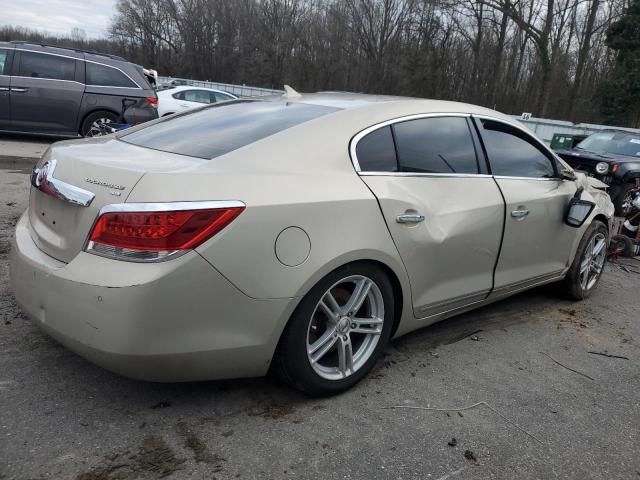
[0,144,639,480]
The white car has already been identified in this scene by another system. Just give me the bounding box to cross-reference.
[157,86,238,116]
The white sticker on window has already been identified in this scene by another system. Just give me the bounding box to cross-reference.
[630,139,640,144]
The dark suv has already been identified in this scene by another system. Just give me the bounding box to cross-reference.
[557,131,640,215]
[0,41,158,137]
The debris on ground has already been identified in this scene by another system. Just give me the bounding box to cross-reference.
[470,335,480,341]
[588,351,629,360]
[447,438,457,447]
[150,400,172,409]
[464,450,477,462]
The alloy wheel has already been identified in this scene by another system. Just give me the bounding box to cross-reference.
[620,192,633,216]
[306,275,385,380]
[87,117,114,137]
[579,232,606,291]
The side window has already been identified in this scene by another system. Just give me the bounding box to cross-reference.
[479,119,557,178]
[355,126,398,172]
[172,91,185,100]
[214,92,233,102]
[183,90,212,104]
[86,62,138,88]
[0,49,9,75]
[393,117,479,174]
[18,51,76,81]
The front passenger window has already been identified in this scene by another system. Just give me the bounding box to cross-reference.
[479,119,556,178]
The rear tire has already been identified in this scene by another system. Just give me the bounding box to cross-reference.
[81,110,119,137]
[273,263,394,396]
[562,220,608,300]
[611,234,634,257]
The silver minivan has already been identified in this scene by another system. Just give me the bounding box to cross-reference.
[0,41,158,137]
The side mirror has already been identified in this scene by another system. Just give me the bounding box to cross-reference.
[565,187,594,228]
[560,169,577,181]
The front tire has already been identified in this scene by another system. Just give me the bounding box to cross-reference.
[613,184,636,216]
[563,220,608,300]
[274,263,394,396]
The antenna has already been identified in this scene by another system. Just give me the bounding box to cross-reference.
[283,85,301,99]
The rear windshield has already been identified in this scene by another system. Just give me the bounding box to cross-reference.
[121,100,339,159]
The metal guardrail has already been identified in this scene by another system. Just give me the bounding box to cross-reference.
[158,77,283,97]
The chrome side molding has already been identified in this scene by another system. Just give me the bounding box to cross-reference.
[31,159,95,207]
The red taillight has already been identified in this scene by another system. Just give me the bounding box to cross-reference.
[146,96,158,107]
[87,205,244,261]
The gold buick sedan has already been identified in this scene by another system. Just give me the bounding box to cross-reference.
[10,92,614,395]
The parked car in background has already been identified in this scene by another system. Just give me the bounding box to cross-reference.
[557,131,640,215]
[11,92,613,395]
[157,86,238,116]
[0,41,158,137]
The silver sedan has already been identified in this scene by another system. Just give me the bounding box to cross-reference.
[11,92,614,395]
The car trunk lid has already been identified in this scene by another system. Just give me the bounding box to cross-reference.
[28,137,202,263]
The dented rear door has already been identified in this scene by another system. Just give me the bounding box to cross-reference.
[354,115,504,319]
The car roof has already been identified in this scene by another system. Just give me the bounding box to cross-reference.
[261,91,517,122]
[2,41,127,62]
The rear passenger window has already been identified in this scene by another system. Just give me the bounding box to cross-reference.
[479,119,556,178]
[18,51,76,81]
[355,126,398,172]
[393,117,479,174]
[183,90,212,104]
[214,92,234,102]
[86,62,138,88]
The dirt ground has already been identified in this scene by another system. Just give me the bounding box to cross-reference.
[0,140,639,480]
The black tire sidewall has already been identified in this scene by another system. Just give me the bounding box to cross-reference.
[276,263,395,396]
[81,111,119,137]
[565,221,608,300]
[614,184,635,216]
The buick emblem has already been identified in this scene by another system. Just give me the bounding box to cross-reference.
[31,161,51,188]
[35,162,50,186]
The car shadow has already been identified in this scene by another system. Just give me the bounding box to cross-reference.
[20,281,572,416]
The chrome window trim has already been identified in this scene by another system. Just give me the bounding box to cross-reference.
[14,48,143,89]
[15,47,82,61]
[98,200,246,216]
[358,172,494,179]
[493,175,560,182]
[85,59,142,89]
[349,112,471,173]
[11,75,84,86]
[350,111,566,181]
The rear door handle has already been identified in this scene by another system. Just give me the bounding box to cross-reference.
[511,209,530,218]
[396,214,425,224]
[11,87,28,93]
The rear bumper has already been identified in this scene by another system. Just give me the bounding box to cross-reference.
[10,212,295,382]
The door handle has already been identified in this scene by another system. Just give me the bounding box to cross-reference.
[511,209,530,218]
[10,87,28,93]
[396,214,425,224]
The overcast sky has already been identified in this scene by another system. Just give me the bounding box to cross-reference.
[1,0,117,38]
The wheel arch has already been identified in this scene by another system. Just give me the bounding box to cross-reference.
[273,257,408,360]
